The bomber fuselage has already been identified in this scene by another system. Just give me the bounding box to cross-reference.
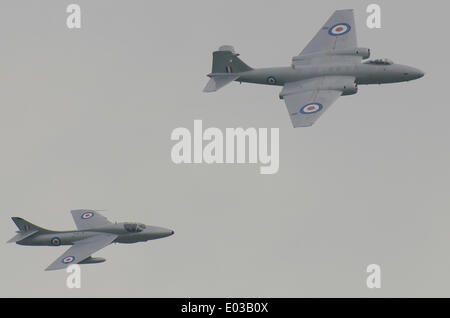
[237,62,424,86]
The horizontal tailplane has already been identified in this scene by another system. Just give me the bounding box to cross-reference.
[7,230,38,243]
[8,217,51,243]
[203,74,239,92]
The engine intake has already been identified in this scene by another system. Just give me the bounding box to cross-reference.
[341,82,358,95]
[322,81,358,96]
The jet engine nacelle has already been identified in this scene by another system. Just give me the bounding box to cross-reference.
[280,80,358,99]
[340,82,358,96]
[334,47,371,59]
[291,48,371,68]
[323,81,358,96]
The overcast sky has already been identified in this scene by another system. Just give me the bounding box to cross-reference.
[0,0,448,297]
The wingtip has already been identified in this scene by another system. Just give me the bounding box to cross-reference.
[44,265,60,271]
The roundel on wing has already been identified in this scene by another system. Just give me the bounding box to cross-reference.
[328,23,351,36]
[300,103,323,114]
[81,211,94,219]
[62,256,75,264]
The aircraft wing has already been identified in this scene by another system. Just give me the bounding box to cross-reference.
[71,209,112,230]
[281,76,355,127]
[294,9,360,65]
[45,233,117,271]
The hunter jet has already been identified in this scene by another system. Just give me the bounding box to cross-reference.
[203,9,424,127]
[7,210,174,271]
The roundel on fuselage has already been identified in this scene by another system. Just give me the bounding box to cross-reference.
[266,76,277,85]
[328,23,351,36]
[51,237,61,246]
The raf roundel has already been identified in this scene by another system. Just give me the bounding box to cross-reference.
[81,211,94,219]
[51,237,61,246]
[328,23,351,36]
[62,256,75,264]
[300,103,323,114]
[266,76,277,85]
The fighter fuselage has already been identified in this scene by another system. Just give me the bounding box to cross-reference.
[16,222,174,246]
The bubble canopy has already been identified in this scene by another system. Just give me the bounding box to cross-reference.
[124,223,146,233]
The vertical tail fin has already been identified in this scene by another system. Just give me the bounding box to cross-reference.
[8,217,48,243]
[204,45,252,92]
[211,45,253,74]
[11,217,46,233]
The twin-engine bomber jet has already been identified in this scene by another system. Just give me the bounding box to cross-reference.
[203,9,424,127]
[7,210,174,271]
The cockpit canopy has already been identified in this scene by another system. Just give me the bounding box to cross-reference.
[124,222,146,233]
[363,58,394,65]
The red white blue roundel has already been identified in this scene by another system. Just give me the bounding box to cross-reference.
[267,76,277,85]
[300,103,323,114]
[81,211,94,219]
[62,256,75,264]
[51,237,61,246]
[328,23,351,36]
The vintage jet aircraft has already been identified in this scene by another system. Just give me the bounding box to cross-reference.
[7,210,174,271]
[203,9,424,127]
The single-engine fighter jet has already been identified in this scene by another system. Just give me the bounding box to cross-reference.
[7,210,174,271]
[203,9,424,127]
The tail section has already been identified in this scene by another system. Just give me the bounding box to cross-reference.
[7,217,51,243]
[203,45,253,92]
[11,217,46,233]
[211,45,252,74]
[203,74,239,92]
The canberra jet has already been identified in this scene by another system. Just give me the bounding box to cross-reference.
[203,9,424,127]
[7,210,174,271]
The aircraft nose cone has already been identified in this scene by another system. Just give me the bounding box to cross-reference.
[412,68,425,79]
[145,226,174,239]
[402,66,424,81]
[418,70,425,78]
[160,227,174,237]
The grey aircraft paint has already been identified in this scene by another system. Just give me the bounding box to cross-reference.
[237,63,424,86]
[7,210,174,271]
[203,9,424,127]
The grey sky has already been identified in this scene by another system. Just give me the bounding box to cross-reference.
[0,0,448,297]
